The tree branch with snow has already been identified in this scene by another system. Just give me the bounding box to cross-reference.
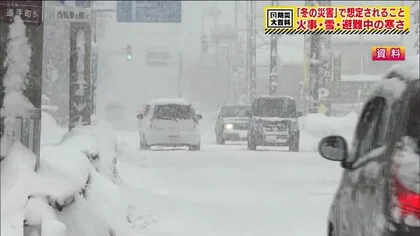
[1,16,33,160]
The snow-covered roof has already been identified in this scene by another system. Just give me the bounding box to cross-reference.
[341,74,382,82]
[149,98,190,105]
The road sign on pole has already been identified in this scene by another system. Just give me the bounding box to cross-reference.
[117,1,182,23]
[54,7,90,22]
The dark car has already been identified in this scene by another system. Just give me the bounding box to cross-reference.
[215,104,251,144]
[318,61,420,236]
[247,96,302,151]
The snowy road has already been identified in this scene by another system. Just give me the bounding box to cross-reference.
[118,133,342,236]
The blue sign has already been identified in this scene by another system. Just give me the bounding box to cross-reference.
[117,1,182,23]
[57,0,88,8]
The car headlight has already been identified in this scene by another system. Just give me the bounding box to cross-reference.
[224,123,233,130]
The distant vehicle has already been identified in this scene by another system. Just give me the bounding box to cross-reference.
[318,58,420,236]
[214,104,251,144]
[247,96,302,151]
[136,98,202,151]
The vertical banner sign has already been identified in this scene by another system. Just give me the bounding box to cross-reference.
[69,1,92,129]
[0,0,43,167]
[331,52,342,98]
[309,34,320,102]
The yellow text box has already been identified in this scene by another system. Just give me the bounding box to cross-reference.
[264,6,410,34]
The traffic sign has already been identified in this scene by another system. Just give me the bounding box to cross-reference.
[0,0,43,25]
[116,1,182,23]
[54,7,90,22]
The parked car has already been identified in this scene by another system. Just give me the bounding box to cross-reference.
[137,98,202,151]
[215,104,251,144]
[317,58,420,236]
[247,96,302,151]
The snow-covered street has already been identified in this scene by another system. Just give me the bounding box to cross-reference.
[118,133,342,236]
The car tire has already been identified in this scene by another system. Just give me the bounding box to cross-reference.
[189,143,201,151]
[288,134,299,152]
[289,140,299,152]
[216,135,225,145]
[139,132,144,149]
[140,134,151,150]
[247,135,257,151]
[328,223,335,236]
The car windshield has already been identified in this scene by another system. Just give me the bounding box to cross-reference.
[252,98,297,118]
[219,106,250,117]
[153,104,196,120]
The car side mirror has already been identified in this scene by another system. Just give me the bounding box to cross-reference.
[137,114,143,119]
[318,135,348,163]
[197,114,203,120]
[297,111,303,117]
[245,111,252,117]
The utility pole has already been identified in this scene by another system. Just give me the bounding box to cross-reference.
[412,1,419,54]
[233,1,240,103]
[213,2,219,69]
[245,1,257,103]
[307,0,320,112]
[178,51,183,98]
[307,0,332,114]
[90,6,116,115]
[269,0,280,95]
[91,8,98,115]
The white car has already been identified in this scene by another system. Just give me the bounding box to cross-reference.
[137,98,202,151]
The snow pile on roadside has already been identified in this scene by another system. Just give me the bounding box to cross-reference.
[2,118,146,235]
[59,118,128,183]
[41,111,67,145]
[299,112,358,152]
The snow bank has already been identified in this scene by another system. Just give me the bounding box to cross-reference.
[41,111,67,145]
[299,112,358,152]
[1,118,142,236]
[59,119,123,183]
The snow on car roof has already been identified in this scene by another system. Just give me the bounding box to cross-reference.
[384,56,420,81]
[256,95,295,100]
[372,77,407,100]
[368,57,419,101]
[223,104,250,107]
[149,98,191,106]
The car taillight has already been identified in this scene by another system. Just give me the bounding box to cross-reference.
[391,146,420,227]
